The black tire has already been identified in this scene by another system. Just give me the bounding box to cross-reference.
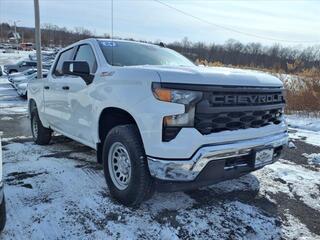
[102,124,154,207]
[31,109,52,145]
[8,70,17,74]
[0,195,6,232]
[22,91,28,100]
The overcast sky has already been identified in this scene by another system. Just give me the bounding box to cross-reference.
[0,0,319,46]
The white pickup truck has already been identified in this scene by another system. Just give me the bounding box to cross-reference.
[28,39,288,206]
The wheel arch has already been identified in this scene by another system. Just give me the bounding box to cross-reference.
[97,107,143,163]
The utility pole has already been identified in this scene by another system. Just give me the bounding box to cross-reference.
[13,20,21,46]
[34,0,42,80]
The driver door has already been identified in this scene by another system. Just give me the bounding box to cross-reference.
[62,44,98,145]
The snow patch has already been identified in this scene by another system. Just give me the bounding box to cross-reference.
[302,153,320,165]
[286,114,320,132]
[288,141,296,149]
[281,212,319,240]
[1,116,13,121]
[289,128,320,147]
[255,160,320,211]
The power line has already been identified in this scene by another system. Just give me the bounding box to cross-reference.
[154,0,320,44]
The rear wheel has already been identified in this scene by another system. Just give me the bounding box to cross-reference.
[102,124,154,207]
[9,70,17,74]
[31,109,52,145]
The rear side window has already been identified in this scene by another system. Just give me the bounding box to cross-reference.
[53,48,74,76]
[74,45,97,73]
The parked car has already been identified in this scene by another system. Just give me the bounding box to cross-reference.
[12,70,48,88]
[29,52,56,62]
[8,68,37,83]
[0,132,6,232]
[15,71,48,97]
[42,63,52,70]
[0,66,2,77]
[16,83,28,98]
[3,60,37,74]
[28,53,36,61]
[28,39,288,206]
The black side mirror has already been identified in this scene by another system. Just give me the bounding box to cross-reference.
[62,61,93,85]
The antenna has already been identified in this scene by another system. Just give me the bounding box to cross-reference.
[111,0,114,65]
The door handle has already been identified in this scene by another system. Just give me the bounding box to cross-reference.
[44,86,50,90]
[62,86,70,90]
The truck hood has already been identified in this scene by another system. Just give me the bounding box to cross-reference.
[133,65,283,87]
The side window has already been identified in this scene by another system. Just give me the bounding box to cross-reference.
[29,62,37,67]
[74,45,97,73]
[53,47,74,76]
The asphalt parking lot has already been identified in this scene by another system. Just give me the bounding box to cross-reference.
[0,75,319,239]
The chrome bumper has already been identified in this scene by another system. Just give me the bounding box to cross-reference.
[147,132,288,181]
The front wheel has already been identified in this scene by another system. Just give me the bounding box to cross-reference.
[31,110,52,145]
[102,124,154,207]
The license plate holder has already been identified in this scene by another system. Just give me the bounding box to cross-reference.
[254,148,274,167]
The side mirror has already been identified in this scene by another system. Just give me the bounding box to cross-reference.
[62,61,93,85]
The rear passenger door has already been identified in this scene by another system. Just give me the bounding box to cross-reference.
[64,44,97,145]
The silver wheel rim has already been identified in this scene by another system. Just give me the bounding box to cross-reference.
[108,142,132,190]
[32,116,38,139]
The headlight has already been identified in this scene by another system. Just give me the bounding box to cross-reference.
[152,83,202,109]
[152,83,202,141]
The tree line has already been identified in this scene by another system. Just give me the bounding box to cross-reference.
[1,22,319,74]
[168,37,320,74]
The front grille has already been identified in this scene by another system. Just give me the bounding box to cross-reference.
[195,87,285,135]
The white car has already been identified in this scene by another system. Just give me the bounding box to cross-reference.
[12,70,48,89]
[8,68,37,83]
[27,39,288,206]
[16,82,28,98]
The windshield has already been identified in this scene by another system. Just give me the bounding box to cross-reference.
[98,40,194,67]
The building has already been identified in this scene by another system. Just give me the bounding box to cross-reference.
[7,31,21,44]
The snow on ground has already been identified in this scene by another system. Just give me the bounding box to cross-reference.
[0,82,27,115]
[0,53,319,239]
[1,137,319,240]
[286,114,320,132]
[302,153,320,165]
[289,128,320,147]
[256,159,320,211]
[0,77,27,115]
[286,114,320,147]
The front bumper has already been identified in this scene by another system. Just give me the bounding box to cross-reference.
[148,132,288,183]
